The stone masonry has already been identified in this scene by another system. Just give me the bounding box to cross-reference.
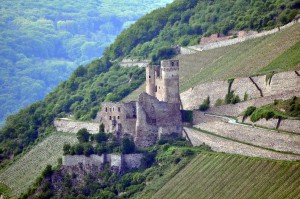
[181,70,300,110]
[97,60,183,147]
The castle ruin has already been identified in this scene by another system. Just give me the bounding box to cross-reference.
[95,60,183,147]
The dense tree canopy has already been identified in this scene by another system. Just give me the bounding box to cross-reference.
[0,0,173,125]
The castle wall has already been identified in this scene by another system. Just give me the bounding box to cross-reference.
[54,119,99,134]
[135,93,182,147]
[62,153,144,171]
[181,70,300,110]
[62,155,105,166]
[96,102,137,138]
[146,60,180,104]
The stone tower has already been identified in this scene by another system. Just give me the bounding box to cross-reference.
[146,60,180,104]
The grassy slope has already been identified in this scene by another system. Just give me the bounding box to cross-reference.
[153,153,300,199]
[0,183,13,199]
[124,23,300,101]
[0,132,77,197]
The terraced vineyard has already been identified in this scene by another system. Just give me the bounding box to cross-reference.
[154,153,300,199]
[123,22,300,101]
[0,132,77,197]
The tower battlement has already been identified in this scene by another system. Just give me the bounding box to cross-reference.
[146,60,180,104]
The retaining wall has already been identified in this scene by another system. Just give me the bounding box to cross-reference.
[62,153,143,171]
[183,19,300,54]
[239,117,300,134]
[181,70,300,111]
[54,119,99,134]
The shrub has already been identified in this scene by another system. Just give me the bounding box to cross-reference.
[244,106,256,117]
[76,128,90,142]
[94,132,107,143]
[42,165,53,178]
[214,98,223,106]
[199,96,210,111]
[121,137,135,154]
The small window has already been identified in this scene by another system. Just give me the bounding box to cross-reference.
[105,107,108,112]
[149,75,151,78]
[117,116,120,119]
[109,116,112,120]
[118,107,121,112]
[113,116,116,120]
[171,61,174,66]
[155,86,157,92]
[110,108,112,112]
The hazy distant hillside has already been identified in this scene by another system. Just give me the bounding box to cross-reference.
[0,0,173,126]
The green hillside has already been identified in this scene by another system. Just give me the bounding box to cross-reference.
[124,22,300,101]
[0,132,77,197]
[154,153,300,199]
[0,0,299,197]
[0,0,173,126]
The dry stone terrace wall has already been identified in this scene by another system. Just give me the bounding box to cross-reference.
[184,127,300,161]
[54,119,99,134]
[239,117,300,134]
[195,121,300,154]
[181,70,300,111]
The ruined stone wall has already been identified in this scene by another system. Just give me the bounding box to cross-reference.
[54,119,100,134]
[123,154,144,170]
[146,60,180,104]
[62,155,105,166]
[135,93,182,147]
[181,70,300,110]
[96,102,137,138]
[63,153,144,171]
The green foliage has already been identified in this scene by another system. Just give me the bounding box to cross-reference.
[0,0,173,125]
[76,128,90,143]
[258,41,300,74]
[214,98,224,107]
[151,46,177,64]
[121,137,136,154]
[244,106,257,118]
[153,153,300,198]
[225,91,241,104]
[199,96,210,111]
[181,110,193,123]
[42,165,53,178]
[243,96,300,122]
[243,92,249,101]
[266,71,275,85]
[93,132,108,143]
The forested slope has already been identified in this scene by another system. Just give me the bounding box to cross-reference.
[0,0,299,173]
[0,0,173,126]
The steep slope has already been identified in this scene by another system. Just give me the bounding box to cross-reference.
[0,0,173,126]
[0,0,299,197]
[0,132,77,197]
[124,22,300,101]
[154,153,300,199]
